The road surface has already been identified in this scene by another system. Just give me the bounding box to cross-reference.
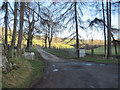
[31,49,118,88]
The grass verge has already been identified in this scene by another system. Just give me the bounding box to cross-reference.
[42,48,75,59]
[42,48,119,64]
[79,55,119,64]
[2,49,45,88]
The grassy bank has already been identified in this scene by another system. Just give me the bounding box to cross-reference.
[43,48,75,59]
[2,49,45,88]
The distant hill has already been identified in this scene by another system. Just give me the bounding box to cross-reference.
[0,27,104,49]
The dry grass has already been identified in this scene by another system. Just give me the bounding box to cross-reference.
[2,58,32,88]
[2,49,45,88]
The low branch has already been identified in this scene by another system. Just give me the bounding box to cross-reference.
[66,35,76,44]
[61,32,76,42]
[89,18,120,31]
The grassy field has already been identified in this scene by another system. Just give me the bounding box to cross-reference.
[86,46,120,56]
[2,49,46,88]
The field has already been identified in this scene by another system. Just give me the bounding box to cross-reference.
[86,46,120,56]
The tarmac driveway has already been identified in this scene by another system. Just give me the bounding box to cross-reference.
[31,49,118,88]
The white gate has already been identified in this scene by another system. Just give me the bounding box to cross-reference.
[79,49,86,57]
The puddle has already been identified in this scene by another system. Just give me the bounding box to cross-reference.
[85,63,93,66]
[62,68,83,71]
[99,64,105,66]
[44,76,47,79]
[53,69,59,72]
[52,64,55,67]
[46,71,49,74]
[74,62,77,64]
[89,85,95,88]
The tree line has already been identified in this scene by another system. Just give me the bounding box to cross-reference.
[0,0,119,60]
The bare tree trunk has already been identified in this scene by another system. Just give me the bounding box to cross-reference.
[30,22,34,47]
[27,22,32,50]
[106,0,111,59]
[48,40,51,48]
[30,20,34,47]
[50,30,53,48]
[102,0,107,57]
[74,2,79,58]
[111,34,117,56]
[48,27,53,48]
[30,35,33,46]
[91,38,94,56]
[27,8,35,50]
[45,32,47,48]
[4,2,8,56]
[10,2,18,57]
[17,2,25,57]
[109,0,112,55]
[48,38,52,48]
[27,27,33,50]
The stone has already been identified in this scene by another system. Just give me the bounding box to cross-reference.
[2,67,7,73]
[53,69,59,72]
[2,56,8,68]
[24,52,35,60]
[13,63,16,66]
[2,56,13,72]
